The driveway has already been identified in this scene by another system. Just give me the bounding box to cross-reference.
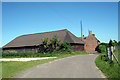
[14,54,104,78]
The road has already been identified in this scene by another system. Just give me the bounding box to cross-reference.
[14,54,104,78]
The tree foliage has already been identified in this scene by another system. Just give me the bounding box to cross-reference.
[38,36,71,53]
[109,39,113,46]
[49,36,60,52]
[98,45,106,53]
[112,40,118,46]
[38,37,49,53]
[59,41,71,52]
[96,43,108,53]
[96,40,119,53]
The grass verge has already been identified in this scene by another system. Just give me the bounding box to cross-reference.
[2,51,88,78]
[95,54,120,80]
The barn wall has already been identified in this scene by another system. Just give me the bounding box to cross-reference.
[71,43,84,51]
[2,46,39,53]
[3,44,84,53]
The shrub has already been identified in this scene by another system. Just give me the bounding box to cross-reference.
[38,37,49,53]
[96,43,107,53]
[3,36,73,57]
[99,45,107,53]
[38,36,71,53]
[49,36,60,52]
[59,41,71,52]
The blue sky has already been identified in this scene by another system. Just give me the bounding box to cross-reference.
[2,2,118,47]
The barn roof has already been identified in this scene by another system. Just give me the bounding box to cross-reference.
[3,29,84,48]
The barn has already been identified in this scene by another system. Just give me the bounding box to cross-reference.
[2,29,84,53]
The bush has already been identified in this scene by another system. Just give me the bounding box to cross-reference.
[99,45,107,53]
[38,37,49,53]
[49,36,60,52]
[96,43,107,53]
[3,36,73,57]
[38,36,71,53]
[59,41,71,52]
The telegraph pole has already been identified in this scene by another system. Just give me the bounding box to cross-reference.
[81,20,83,40]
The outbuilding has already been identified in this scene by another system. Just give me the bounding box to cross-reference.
[3,29,84,53]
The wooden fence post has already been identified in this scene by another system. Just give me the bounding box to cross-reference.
[111,46,114,61]
[107,46,119,64]
[109,47,112,60]
[107,47,110,59]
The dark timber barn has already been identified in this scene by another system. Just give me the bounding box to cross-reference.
[2,29,84,53]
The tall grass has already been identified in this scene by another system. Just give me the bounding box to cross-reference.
[95,54,120,80]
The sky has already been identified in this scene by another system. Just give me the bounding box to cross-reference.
[1,0,120,2]
[1,2,118,47]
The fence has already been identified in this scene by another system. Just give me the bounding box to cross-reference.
[107,46,119,64]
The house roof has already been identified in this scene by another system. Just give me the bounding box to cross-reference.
[3,29,84,48]
[78,34,100,42]
[78,37,87,40]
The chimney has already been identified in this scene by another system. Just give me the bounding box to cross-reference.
[83,35,84,37]
[81,20,83,40]
[92,34,95,37]
[89,31,92,35]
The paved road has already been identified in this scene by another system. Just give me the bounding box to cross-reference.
[14,54,104,78]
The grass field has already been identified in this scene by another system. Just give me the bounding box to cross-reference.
[113,46,120,63]
[95,54,120,80]
[2,58,56,78]
[2,51,88,78]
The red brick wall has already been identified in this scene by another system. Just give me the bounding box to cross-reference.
[84,35,99,53]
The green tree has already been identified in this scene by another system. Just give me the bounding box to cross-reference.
[109,39,113,46]
[95,43,108,53]
[98,45,106,53]
[49,36,60,52]
[38,36,71,53]
[118,41,120,44]
[113,40,118,46]
[38,37,49,53]
[59,41,71,52]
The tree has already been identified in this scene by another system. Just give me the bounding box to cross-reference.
[98,45,106,53]
[95,43,108,53]
[113,40,118,46]
[38,36,71,53]
[49,36,60,52]
[59,41,71,52]
[38,37,49,53]
[118,41,120,46]
[109,39,113,47]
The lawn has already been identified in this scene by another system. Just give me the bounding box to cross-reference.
[2,51,88,79]
[2,58,56,79]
